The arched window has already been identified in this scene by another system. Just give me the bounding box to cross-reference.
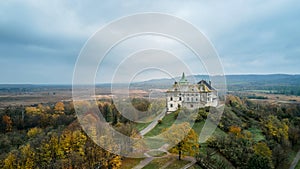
[179,97,182,101]
[170,104,173,107]
[170,97,173,101]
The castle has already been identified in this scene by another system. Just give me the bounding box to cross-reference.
[166,73,218,112]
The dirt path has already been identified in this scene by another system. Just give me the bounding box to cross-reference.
[290,150,300,169]
[181,156,197,169]
[139,108,166,136]
[132,157,154,169]
[136,109,197,169]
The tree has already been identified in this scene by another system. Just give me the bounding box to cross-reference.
[272,144,288,169]
[27,127,42,138]
[228,126,241,136]
[253,142,272,159]
[103,103,112,122]
[3,151,18,169]
[289,125,300,146]
[247,154,273,169]
[19,144,36,169]
[54,102,65,114]
[2,115,12,132]
[163,122,199,160]
[25,106,41,115]
[264,115,289,143]
[108,155,122,169]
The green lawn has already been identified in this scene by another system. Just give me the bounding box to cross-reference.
[144,111,226,139]
[188,164,204,169]
[167,160,190,168]
[134,122,151,131]
[121,158,144,169]
[144,113,177,137]
[142,157,172,169]
[296,160,300,169]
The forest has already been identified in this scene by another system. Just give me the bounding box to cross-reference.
[0,95,300,169]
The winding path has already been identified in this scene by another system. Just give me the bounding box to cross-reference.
[134,108,197,169]
[139,108,167,136]
[290,150,300,169]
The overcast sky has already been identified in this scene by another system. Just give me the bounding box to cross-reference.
[1,0,299,84]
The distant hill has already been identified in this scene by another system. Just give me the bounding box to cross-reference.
[1,74,300,96]
[132,74,300,95]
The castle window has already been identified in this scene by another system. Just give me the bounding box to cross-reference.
[191,104,193,108]
[196,98,198,101]
[170,104,173,107]
[170,97,173,101]
[179,97,182,101]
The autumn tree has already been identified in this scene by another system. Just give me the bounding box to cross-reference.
[19,144,36,168]
[2,115,12,132]
[27,127,42,138]
[253,142,272,160]
[108,155,122,169]
[229,125,242,137]
[54,102,65,114]
[25,106,41,115]
[163,122,199,160]
[264,115,289,143]
[3,151,18,169]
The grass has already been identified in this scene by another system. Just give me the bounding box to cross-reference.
[134,122,151,131]
[121,158,144,169]
[188,164,204,169]
[192,121,227,138]
[142,157,172,169]
[145,137,166,149]
[167,160,190,168]
[144,113,177,137]
[147,150,167,157]
[296,160,300,169]
[247,127,265,142]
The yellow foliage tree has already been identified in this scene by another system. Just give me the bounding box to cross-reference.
[253,142,272,159]
[163,122,199,160]
[3,152,17,169]
[108,155,122,169]
[54,102,65,114]
[20,144,35,169]
[27,127,42,138]
[25,106,41,115]
[265,115,289,143]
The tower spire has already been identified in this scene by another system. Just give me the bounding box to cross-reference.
[179,72,188,84]
[181,72,185,80]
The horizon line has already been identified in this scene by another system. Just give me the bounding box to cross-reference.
[0,73,300,85]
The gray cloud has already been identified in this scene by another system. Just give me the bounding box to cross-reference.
[0,0,299,83]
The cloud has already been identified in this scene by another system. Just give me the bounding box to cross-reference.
[0,0,300,83]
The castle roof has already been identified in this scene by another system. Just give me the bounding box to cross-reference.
[197,80,215,90]
[166,73,215,93]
